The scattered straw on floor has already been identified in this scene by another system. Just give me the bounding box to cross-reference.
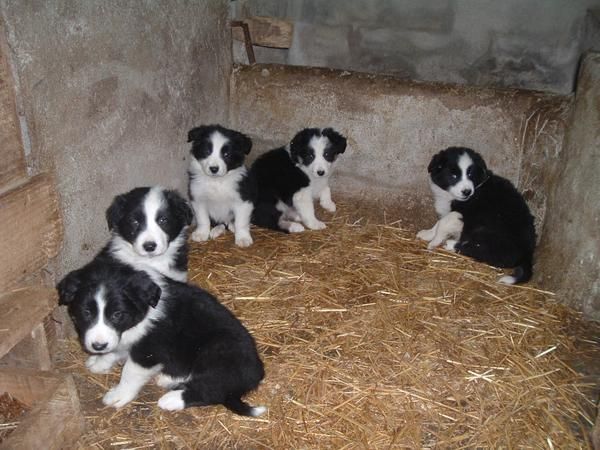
[59,202,600,449]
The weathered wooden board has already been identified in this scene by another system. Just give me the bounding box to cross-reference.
[0,23,26,188]
[232,16,293,48]
[0,287,56,363]
[0,369,83,450]
[0,174,63,290]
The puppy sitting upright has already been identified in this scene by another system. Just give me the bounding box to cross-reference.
[250,127,347,233]
[187,125,255,247]
[105,186,193,282]
[417,147,536,284]
[57,261,266,416]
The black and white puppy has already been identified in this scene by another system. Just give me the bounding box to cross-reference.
[105,186,193,282]
[57,260,266,416]
[417,147,536,284]
[187,125,256,247]
[250,127,347,233]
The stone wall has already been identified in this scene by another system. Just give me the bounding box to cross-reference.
[233,0,600,94]
[0,0,232,275]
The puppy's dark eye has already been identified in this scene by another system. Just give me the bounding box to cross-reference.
[157,216,169,226]
[450,173,458,179]
[82,309,93,320]
[130,218,140,228]
[222,149,230,158]
[111,311,123,322]
[304,154,315,164]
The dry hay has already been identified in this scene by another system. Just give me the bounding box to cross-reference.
[59,202,600,449]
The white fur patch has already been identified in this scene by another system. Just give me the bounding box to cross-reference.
[157,390,185,411]
[133,187,169,257]
[427,212,463,249]
[448,153,475,201]
[103,359,162,408]
[195,131,229,177]
[499,275,517,285]
[86,351,127,374]
[250,405,267,417]
[84,286,119,354]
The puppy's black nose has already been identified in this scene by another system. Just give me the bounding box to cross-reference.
[317,169,325,176]
[209,166,219,174]
[143,241,157,252]
[462,188,472,197]
[92,342,108,352]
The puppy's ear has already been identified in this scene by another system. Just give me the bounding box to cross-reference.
[469,150,488,176]
[322,128,347,154]
[289,128,314,163]
[124,271,161,309]
[56,269,83,305]
[187,126,210,143]
[165,189,194,226]
[235,132,252,155]
[427,151,446,174]
[106,193,127,231]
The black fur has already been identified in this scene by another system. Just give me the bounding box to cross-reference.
[429,147,536,283]
[250,127,346,232]
[57,260,265,416]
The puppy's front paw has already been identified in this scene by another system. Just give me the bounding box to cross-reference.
[288,222,305,233]
[306,220,326,230]
[235,233,253,248]
[102,385,137,408]
[158,390,185,411]
[86,355,115,374]
[321,200,336,213]
[417,229,434,241]
[209,224,226,239]
[191,228,210,242]
[444,239,458,252]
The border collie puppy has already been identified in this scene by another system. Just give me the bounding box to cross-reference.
[187,125,256,247]
[250,127,347,233]
[105,186,193,282]
[417,147,536,284]
[57,260,266,416]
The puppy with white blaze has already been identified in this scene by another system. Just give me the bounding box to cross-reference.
[187,124,256,247]
[105,186,193,282]
[250,127,347,233]
[57,260,266,416]
[417,146,536,285]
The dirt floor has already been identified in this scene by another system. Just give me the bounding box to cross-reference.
[56,202,600,449]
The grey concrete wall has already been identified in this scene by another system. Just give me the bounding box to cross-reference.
[229,64,569,229]
[0,0,232,275]
[536,53,600,319]
[233,0,600,94]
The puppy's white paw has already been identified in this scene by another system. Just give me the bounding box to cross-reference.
[209,224,226,239]
[498,275,517,285]
[427,239,443,250]
[158,390,185,411]
[417,229,434,241]
[288,222,305,233]
[86,355,115,374]
[306,220,326,230]
[191,229,209,242]
[321,200,336,213]
[102,386,137,408]
[235,234,253,248]
[444,239,458,252]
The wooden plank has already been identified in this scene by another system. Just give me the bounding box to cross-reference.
[0,21,26,188]
[232,16,293,48]
[0,369,83,450]
[0,287,55,361]
[0,174,63,290]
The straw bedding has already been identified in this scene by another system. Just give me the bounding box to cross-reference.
[58,202,600,449]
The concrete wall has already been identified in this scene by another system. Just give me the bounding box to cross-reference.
[229,64,569,229]
[536,53,600,319]
[233,0,600,94]
[0,0,232,275]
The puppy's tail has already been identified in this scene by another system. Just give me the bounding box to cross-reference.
[223,396,267,417]
[499,257,532,285]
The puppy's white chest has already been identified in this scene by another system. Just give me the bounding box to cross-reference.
[308,176,329,199]
[190,170,244,222]
[430,181,453,217]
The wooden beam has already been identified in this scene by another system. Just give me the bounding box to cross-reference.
[0,174,63,290]
[0,287,56,362]
[232,16,293,49]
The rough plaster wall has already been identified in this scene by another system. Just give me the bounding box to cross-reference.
[536,53,600,319]
[234,0,600,94]
[0,0,231,275]
[229,64,568,229]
